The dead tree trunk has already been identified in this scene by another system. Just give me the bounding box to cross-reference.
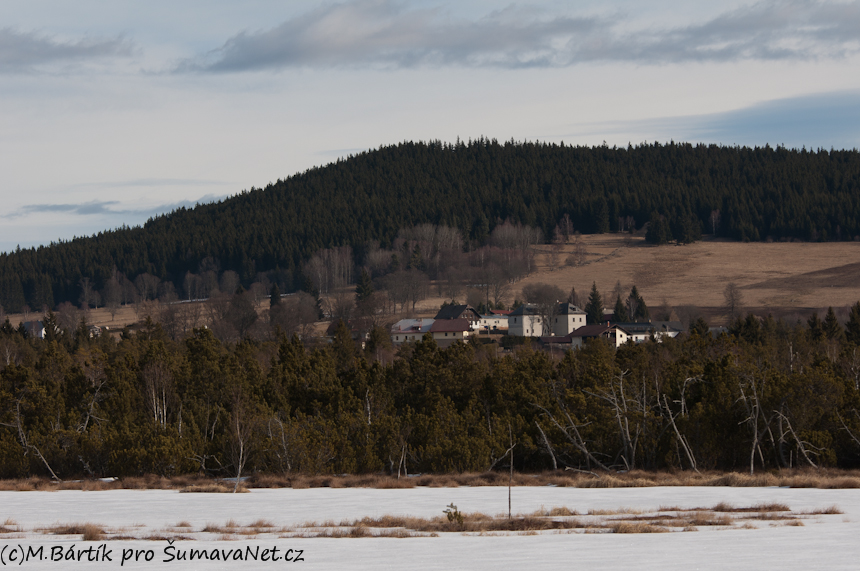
[0,396,61,481]
[534,403,611,472]
[737,374,773,475]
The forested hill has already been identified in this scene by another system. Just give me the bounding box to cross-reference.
[3,139,860,311]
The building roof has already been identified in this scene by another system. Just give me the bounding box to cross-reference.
[570,324,618,338]
[23,321,45,336]
[429,319,473,333]
[434,304,481,321]
[489,309,512,315]
[509,304,539,316]
[511,303,584,316]
[557,303,585,315]
[391,318,434,333]
[612,321,684,334]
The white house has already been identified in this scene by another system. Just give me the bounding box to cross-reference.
[479,314,509,332]
[429,319,474,347]
[509,302,587,337]
[23,320,46,339]
[568,324,631,348]
[390,318,434,345]
[508,304,543,337]
[611,321,684,343]
[552,303,587,336]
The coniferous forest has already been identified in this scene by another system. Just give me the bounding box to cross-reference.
[3,309,860,479]
[3,140,860,311]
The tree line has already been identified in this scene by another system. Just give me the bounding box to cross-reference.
[3,303,860,479]
[3,139,860,312]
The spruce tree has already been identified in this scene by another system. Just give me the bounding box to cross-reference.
[846,302,860,344]
[356,268,374,303]
[690,316,710,336]
[407,245,424,270]
[567,286,578,307]
[646,213,671,245]
[635,292,650,322]
[585,282,603,325]
[628,285,650,322]
[823,306,843,340]
[613,295,629,322]
[270,283,281,307]
[808,312,824,341]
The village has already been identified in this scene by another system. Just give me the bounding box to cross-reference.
[388,302,684,350]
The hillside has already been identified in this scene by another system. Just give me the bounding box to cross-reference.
[3,140,860,312]
[519,234,860,324]
[7,233,859,333]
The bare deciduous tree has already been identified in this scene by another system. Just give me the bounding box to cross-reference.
[304,246,354,294]
[142,361,173,429]
[548,243,561,272]
[134,273,160,302]
[521,282,565,336]
[219,271,240,296]
[724,282,744,321]
[559,214,573,243]
[78,278,98,312]
[102,277,122,321]
[566,233,586,267]
[230,393,257,493]
[710,209,721,235]
[270,292,319,337]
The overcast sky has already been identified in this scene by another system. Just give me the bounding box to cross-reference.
[2,0,860,253]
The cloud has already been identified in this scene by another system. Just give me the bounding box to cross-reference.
[574,90,860,149]
[0,27,133,72]
[13,201,123,216]
[177,0,860,72]
[6,194,229,220]
[73,178,227,189]
[689,90,860,148]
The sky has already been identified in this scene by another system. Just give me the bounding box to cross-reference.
[1,0,860,253]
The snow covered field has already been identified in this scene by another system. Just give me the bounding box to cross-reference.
[1,486,858,570]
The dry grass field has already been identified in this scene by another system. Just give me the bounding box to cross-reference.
[407,235,860,325]
[514,235,860,325]
[5,236,860,330]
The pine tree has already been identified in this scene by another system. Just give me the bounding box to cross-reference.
[270,283,281,307]
[407,245,424,270]
[356,268,374,303]
[567,286,578,307]
[613,295,629,322]
[690,316,710,336]
[585,282,603,325]
[628,286,650,322]
[646,213,671,245]
[808,312,824,341]
[846,302,860,344]
[823,306,843,340]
